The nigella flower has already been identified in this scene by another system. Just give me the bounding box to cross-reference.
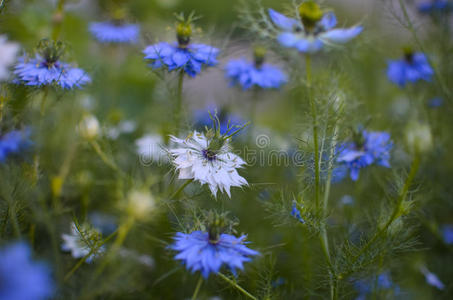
[136,133,168,164]
[193,107,244,135]
[0,242,53,300]
[337,130,393,181]
[268,1,362,54]
[420,266,445,290]
[61,222,104,263]
[418,0,452,14]
[169,129,248,197]
[225,47,287,90]
[441,224,453,244]
[89,21,140,44]
[170,230,259,278]
[143,13,219,77]
[291,201,305,224]
[354,272,400,300]
[0,35,20,81]
[0,128,32,163]
[13,39,90,89]
[387,50,434,87]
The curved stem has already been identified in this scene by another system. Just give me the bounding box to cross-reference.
[90,140,126,179]
[191,275,203,300]
[51,0,66,41]
[218,273,257,300]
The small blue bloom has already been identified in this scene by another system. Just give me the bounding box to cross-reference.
[441,224,453,244]
[354,271,400,300]
[170,231,259,278]
[337,131,393,181]
[428,97,444,108]
[14,55,91,89]
[143,42,219,77]
[291,201,305,224]
[421,268,445,290]
[387,52,433,87]
[268,8,362,54]
[0,129,31,163]
[89,21,140,44]
[0,242,53,300]
[225,58,287,90]
[418,0,452,14]
[193,107,244,135]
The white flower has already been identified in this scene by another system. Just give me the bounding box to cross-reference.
[61,223,104,263]
[169,131,247,197]
[106,120,136,140]
[78,115,100,140]
[0,35,20,81]
[135,134,168,164]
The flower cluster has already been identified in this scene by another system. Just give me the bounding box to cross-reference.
[337,130,393,181]
[268,1,362,53]
[0,242,53,300]
[170,230,259,278]
[89,21,140,44]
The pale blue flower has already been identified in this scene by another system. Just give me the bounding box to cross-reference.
[89,21,140,44]
[0,128,31,163]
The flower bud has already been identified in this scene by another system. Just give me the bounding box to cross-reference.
[127,189,155,220]
[405,122,433,154]
[78,115,100,140]
[299,1,323,31]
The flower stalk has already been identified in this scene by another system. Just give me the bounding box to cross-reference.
[217,272,257,300]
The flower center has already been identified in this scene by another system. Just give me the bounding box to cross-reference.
[176,22,192,48]
[299,1,323,33]
[253,46,266,68]
[202,149,217,161]
[403,46,414,63]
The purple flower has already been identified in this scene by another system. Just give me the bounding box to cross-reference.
[225,58,287,90]
[418,0,452,14]
[268,8,362,54]
[0,242,53,300]
[170,231,259,278]
[143,42,219,77]
[89,21,140,44]
[337,131,393,181]
[14,55,91,89]
[387,52,433,87]
[0,129,31,163]
[442,224,453,244]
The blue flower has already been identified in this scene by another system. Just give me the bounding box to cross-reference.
[0,242,53,300]
[387,52,433,87]
[225,58,287,90]
[143,42,219,77]
[268,7,362,54]
[89,21,139,44]
[0,129,31,163]
[14,55,91,89]
[428,97,444,108]
[291,201,305,224]
[420,267,445,290]
[418,0,452,14]
[193,107,244,135]
[354,272,400,300]
[441,224,453,244]
[170,231,259,278]
[337,131,393,181]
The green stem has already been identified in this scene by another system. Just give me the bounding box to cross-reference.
[348,154,421,268]
[9,202,21,238]
[191,275,203,300]
[90,140,126,178]
[218,273,257,300]
[169,179,194,199]
[51,0,66,41]
[305,55,320,210]
[40,87,49,116]
[175,71,184,136]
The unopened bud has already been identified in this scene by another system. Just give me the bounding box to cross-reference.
[405,122,433,154]
[127,189,155,220]
[78,115,100,140]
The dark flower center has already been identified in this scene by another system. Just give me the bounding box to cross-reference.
[176,22,192,48]
[202,149,217,161]
[299,1,323,33]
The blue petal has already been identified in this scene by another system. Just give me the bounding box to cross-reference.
[321,26,363,43]
[320,12,337,30]
[268,9,299,30]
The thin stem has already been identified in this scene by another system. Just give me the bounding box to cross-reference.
[9,202,21,238]
[191,275,203,300]
[90,140,126,178]
[305,55,320,210]
[51,0,66,41]
[175,71,184,136]
[217,273,257,300]
[40,87,49,116]
[169,179,194,199]
[348,154,421,268]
